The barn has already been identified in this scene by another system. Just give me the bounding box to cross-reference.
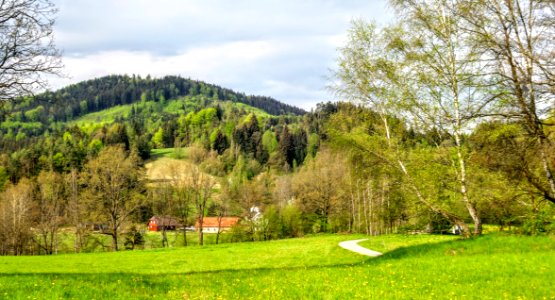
[196,217,240,233]
[148,215,182,232]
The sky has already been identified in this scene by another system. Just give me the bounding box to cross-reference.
[49,0,394,110]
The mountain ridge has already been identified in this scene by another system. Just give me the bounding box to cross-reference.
[8,74,305,125]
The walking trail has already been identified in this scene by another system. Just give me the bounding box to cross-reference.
[338,239,382,257]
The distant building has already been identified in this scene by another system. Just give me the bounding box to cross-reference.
[450,224,463,235]
[83,223,108,232]
[148,215,182,232]
[196,217,240,233]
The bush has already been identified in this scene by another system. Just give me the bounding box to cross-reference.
[124,226,145,250]
[521,209,554,235]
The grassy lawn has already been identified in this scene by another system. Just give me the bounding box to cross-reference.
[149,147,188,160]
[0,233,553,299]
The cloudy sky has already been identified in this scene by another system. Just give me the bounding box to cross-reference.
[50,0,394,110]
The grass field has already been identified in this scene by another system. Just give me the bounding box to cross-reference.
[149,147,188,160]
[0,233,553,299]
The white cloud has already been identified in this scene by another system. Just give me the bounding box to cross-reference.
[50,0,394,109]
[53,40,277,84]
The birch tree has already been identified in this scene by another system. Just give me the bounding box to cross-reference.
[334,21,472,235]
[388,0,497,234]
[460,0,555,204]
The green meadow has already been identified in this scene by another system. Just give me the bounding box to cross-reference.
[68,96,272,128]
[0,233,553,299]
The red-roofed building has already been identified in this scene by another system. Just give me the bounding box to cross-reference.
[148,215,182,232]
[195,217,240,233]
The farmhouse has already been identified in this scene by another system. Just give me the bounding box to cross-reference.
[148,215,182,232]
[196,217,240,233]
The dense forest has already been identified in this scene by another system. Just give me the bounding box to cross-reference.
[0,74,304,140]
[0,0,553,256]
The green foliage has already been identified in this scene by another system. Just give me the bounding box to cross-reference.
[209,129,229,155]
[522,207,555,235]
[23,105,45,122]
[0,167,7,191]
[123,226,145,250]
[0,121,42,131]
[262,130,278,153]
[280,204,303,237]
[306,133,320,158]
[151,127,165,149]
[51,152,66,171]
[15,131,26,142]
[79,100,88,115]
[87,139,104,155]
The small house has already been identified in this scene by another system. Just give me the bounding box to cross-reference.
[195,217,240,233]
[148,215,182,232]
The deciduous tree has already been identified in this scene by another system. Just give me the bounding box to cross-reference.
[0,0,62,103]
[461,0,555,204]
[0,178,34,255]
[334,21,472,235]
[81,146,144,251]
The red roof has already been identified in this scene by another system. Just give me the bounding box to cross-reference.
[196,217,240,228]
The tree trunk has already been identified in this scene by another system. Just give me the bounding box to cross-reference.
[198,218,204,246]
[452,67,482,235]
[539,137,555,204]
[182,226,188,247]
[363,185,369,235]
[216,214,223,244]
[74,228,80,253]
[161,228,168,247]
[112,231,118,251]
[455,143,482,235]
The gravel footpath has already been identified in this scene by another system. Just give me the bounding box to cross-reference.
[338,239,382,257]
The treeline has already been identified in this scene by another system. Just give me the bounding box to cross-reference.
[0,99,553,255]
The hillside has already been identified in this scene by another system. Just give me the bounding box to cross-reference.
[0,234,553,299]
[8,75,305,123]
[0,75,305,139]
[0,75,312,175]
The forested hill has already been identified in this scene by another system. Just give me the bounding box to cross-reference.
[16,75,305,123]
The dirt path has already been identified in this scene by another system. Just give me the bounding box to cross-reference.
[338,239,382,257]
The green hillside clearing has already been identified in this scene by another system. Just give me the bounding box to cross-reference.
[68,96,272,127]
